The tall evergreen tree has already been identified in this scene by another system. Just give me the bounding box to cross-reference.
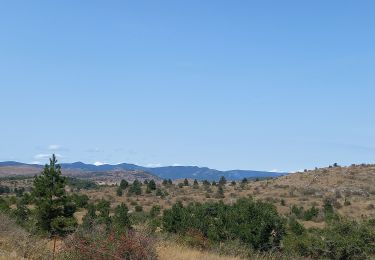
[32,154,77,236]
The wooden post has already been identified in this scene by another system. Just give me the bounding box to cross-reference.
[52,236,57,260]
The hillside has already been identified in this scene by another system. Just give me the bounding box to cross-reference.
[1,162,375,259]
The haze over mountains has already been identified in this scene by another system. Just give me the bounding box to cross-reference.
[0,161,284,181]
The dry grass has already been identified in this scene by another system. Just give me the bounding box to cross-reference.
[157,242,243,260]
[72,164,375,223]
[0,214,52,260]
[156,241,295,260]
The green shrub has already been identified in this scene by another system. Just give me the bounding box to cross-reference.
[162,198,285,251]
[284,218,375,259]
[303,206,319,221]
[135,205,143,212]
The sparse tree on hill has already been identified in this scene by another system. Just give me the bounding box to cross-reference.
[96,198,111,228]
[120,179,129,190]
[156,188,164,197]
[113,203,130,233]
[116,186,123,196]
[183,178,189,186]
[128,180,142,195]
[219,176,227,186]
[193,179,199,188]
[148,180,156,190]
[82,203,96,230]
[216,185,225,198]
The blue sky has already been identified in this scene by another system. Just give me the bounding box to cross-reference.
[0,1,374,172]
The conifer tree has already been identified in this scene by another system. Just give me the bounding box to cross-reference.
[32,154,77,235]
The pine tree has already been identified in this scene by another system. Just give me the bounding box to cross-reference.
[116,186,123,196]
[32,154,77,235]
[82,203,96,230]
[113,203,130,233]
[219,176,227,186]
[128,180,142,195]
[147,179,157,190]
[216,185,225,198]
[119,179,129,190]
[183,178,189,186]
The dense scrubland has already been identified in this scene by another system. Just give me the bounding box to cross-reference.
[1,156,375,259]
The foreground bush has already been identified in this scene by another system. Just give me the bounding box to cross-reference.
[163,198,285,251]
[60,226,157,260]
[284,218,375,259]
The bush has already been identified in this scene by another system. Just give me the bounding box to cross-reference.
[62,228,157,260]
[150,205,161,218]
[162,198,285,251]
[303,206,319,221]
[135,205,143,212]
[284,218,375,259]
[71,193,89,208]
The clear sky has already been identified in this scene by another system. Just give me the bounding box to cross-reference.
[1,1,374,172]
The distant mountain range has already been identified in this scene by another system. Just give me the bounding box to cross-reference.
[0,161,285,181]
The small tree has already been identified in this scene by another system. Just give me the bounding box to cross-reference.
[183,178,189,186]
[128,180,142,195]
[82,203,96,230]
[32,154,77,236]
[193,179,199,188]
[96,199,111,228]
[150,205,161,218]
[14,199,30,225]
[203,180,210,186]
[113,203,130,233]
[116,186,123,196]
[156,188,164,197]
[147,180,157,191]
[216,185,225,198]
[219,176,227,186]
[120,179,129,190]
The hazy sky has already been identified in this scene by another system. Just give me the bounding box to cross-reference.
[1,1,374,172]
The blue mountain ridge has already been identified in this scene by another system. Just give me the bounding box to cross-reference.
[0,161,286,181]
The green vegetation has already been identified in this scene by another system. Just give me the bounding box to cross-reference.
[163,198,284,251]
[0,185,11,194]
[32,154,77,236]
[128,180,142,195]
[66,177,98,190]
[119,179,129,189]
[1,155,375,259]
